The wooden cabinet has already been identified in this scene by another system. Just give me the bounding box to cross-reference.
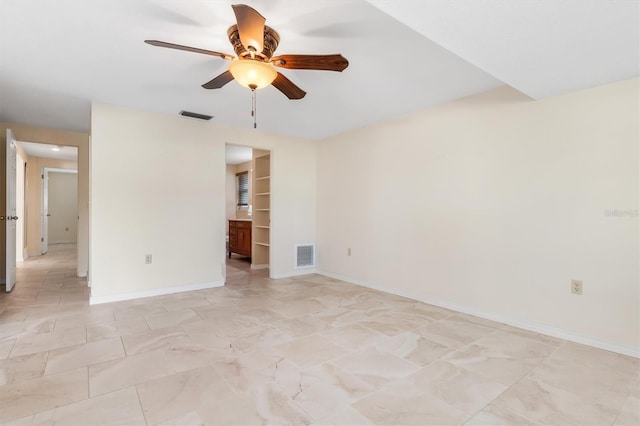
[228,220,252,258]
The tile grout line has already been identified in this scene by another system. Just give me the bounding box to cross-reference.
[134,384,151,426]
[480,341,567,425]
[5,338,17,359]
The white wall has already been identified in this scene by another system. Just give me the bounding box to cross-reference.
[317,78,639,355]
[90,103,317,301]
[48,171,78,244]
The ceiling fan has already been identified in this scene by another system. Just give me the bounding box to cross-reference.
[145,3,349,100]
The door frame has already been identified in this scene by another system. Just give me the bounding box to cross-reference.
[224,143,273,276]
[41,167,77,254]
[5,129,17,291]
[15,151,26,262]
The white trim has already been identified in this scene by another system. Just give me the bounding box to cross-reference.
[89,280,224,305]
[43,167,78,174]
[272,268,318,279]
[317,270,640,359]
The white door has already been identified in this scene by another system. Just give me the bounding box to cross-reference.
[41,170,49,254]
[5,129,17,292]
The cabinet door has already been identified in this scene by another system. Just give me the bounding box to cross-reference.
[238,229,250,252]
[228,222,237,250]
[245,229,252,252]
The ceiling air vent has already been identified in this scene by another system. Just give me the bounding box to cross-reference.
[296,244,315,268]
[179,110,213,120]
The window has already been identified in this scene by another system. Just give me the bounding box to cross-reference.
[236,171,249,208]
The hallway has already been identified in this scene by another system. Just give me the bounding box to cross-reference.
[1,243,87,321]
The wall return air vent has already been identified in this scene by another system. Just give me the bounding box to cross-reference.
[296,244,315,268]
[179,110,213,120]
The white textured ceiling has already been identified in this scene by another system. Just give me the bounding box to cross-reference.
[226,145,253,165]
[366,0,640,99]
[0,1,637,140]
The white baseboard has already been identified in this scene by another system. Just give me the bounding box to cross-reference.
[272,268,318,279]
[250,264,269,270]
[89,280,224,305]
[317,270,639,359]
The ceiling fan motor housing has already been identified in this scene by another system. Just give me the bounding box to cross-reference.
[227,24,280,61]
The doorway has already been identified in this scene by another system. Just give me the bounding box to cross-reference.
[6,140,79,292]
[41,168,78,254]
[225,144,272,276]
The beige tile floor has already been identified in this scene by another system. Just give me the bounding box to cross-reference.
[0,246,638,425]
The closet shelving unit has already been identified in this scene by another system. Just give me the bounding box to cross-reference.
[252,150,270,268]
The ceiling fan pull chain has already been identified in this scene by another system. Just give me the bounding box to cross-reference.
[251,87,257,129]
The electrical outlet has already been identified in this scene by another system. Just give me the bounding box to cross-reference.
[347,248,351,256]
[571,279,583,295]
[145,254,152,264]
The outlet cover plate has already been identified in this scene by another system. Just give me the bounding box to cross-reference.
[571,279,583,295]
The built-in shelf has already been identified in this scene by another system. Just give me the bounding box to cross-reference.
[253,150,271,267]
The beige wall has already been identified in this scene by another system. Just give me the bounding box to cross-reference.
[48,172,78,244]
[0,123,89,277]
[90,102,317,301]
[317,78,639,355]
[225,164,236,221]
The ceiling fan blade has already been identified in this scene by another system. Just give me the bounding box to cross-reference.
[271,73,306,100]
[202,71,234,89]
[145,40,234,60]
[231,4,265,53]
[271,54,349,72]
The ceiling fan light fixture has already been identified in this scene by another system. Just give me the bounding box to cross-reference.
[229,59,277,90]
